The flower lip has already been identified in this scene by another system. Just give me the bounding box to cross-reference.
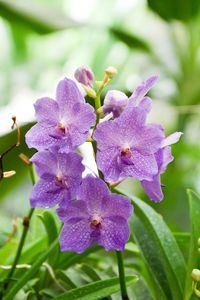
[57,122,66,134]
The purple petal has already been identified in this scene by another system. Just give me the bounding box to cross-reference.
[121,151,158,181]
[101,194,133,219]
[56,78,84,110]
[139,96,152,113]
[30,178,67,208]
[34,97,59,125]
[25,123,58,150]
[57,200,88,222]
[130,75,158,105]
[158,146,174,174]
[96,147,121,182]
[103,90,128,118]
[134,124,164,155]
[141,174,163,202]
[93,121,121,150]
[31,150,58,178]
[58,152,84,177]
[99,216,130,251]
[78,176,110,212]
[59,218,93,253]
[161,132,183,148]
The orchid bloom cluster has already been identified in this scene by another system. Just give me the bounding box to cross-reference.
[25,66,182,254]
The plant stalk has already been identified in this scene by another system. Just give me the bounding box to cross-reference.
[116,251,129,300]
[4,164,36,289]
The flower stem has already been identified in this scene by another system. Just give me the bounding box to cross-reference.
[4,164,36,289]
[116,251,129,300]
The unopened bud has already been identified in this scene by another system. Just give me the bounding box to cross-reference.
[19,153,31,165]
[198,238,200,246]
[105,66,117,79]
[192,269,200,282]
[74,65,94,87]
[3,170,16,178]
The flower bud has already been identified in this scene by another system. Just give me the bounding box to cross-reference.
[103,90,128,118]
[191,269,200,282]
[74,65,94,87]
[105,66,117,79]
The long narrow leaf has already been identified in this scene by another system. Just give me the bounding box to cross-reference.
[3,239,58,300]
[115,189,186,300]
[184,190,200,300]
[54,276,138,300]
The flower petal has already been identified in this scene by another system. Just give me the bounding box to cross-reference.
[96,147,121,182]
[99,216,130,251]
[121,150,158,181]
[57,200,88,221]
[103,90,128,118]
[59,218,93,253]
[56,78,84,110]
[161,132,183,148]
[25,124,58,150]
[30,178,67,208]
[34,97,59,125]
[101,194,133,219]
[141,174,163,202]
[130,75,158,104]
[78,176,110,212]
[31,150,57,178]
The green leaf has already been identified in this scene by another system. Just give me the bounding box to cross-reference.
[58,245,101,270]
[109,27,151,52]
[56,270,77,290]
[173,232,190,262]
[3,239,58,300]
[0,0,79,34]
[80,264,101,282]
[148,0,200,21]
[184,190,200,300]
[116,189,186,300]
[54,276,138,300]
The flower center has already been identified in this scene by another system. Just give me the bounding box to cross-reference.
[91,214,101,226]
[55,174,67,188]
[57,122,66,134]
[120,147,131,158]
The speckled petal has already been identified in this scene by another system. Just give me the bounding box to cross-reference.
[96,147,121,182]
[34,97,59,125]
[56,77,84,110]
[130,75,158,105]
[121,151,158,181]
[25,123,58,150]
[59,218,93,253]
[101,194,133,219]
[99,216,130,251]
[103,90,128,118]
[78,176,110,212]
[134,124,164,155]
[141,174,163,202]
[31,151,58,178]
[30,178,66,208]
[57,200,89,222]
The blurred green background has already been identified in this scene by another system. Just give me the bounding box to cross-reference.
[0,0,200,233]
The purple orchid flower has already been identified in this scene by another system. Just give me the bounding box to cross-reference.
[57,176,133,253]
[30,150,84,208]
[102,75,158,118]
[93,106,164,182]
[26,78,96,153]
[141,132,183,202]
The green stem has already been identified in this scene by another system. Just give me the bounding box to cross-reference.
[4,164,36,289]
[116,251,129,300]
